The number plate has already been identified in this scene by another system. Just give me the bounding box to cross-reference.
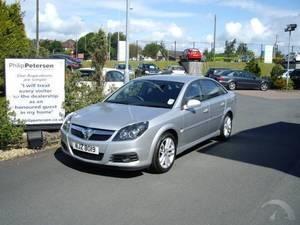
[72,142,99,155]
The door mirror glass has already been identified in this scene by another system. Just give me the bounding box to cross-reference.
[184,99,201,110]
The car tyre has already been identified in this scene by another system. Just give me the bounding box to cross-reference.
[228,82,236,90]
[218,114,232,141]
[150,132,177,173]
[260,82,268,91]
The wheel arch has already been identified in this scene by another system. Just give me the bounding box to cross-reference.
[148,125,179,162]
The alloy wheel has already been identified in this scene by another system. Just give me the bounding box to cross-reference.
[158,137,175,169]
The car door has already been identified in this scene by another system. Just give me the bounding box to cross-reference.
[245,72,260,89]
[180,81,210,146]
[200,79,227,134]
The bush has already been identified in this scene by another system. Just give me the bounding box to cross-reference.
[0,98,24,149]
[244,58,261,76]
[64,71,104,114]
[270,64,284,77]
[273,57,284,65]
[272,77,294,90]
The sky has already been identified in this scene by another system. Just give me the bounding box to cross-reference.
[6,0,300,53]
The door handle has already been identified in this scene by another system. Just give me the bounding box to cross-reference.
[203,108,209,113]
[220,102,225,106]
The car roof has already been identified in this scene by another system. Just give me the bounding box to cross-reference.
[136,75,204,84]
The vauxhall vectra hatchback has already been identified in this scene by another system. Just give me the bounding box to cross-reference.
[61,75,236,173]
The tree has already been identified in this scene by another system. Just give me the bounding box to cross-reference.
[143,42,167,59]
[129,43,142,59]
[109,32,126,60]
[236,43,248,56]
[49,40,63,53]
[270,64,284,77]
[203,49,213,61]
[224,39,236,58]
[78,32,97,59]
[244,58,261,76]
[90,29,107,85]
[0,1,31,93]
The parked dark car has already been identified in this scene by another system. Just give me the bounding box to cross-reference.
[289,69,300,89]
[180,48,202,62]
[210,70,269,91]
[206,68,230,78]
[49,54,81,70]
[52,54,81,64]
[135,63,161,77]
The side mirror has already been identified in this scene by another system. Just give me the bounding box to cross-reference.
[183,99,201,110]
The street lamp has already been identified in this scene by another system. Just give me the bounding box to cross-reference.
[124,0,130,83]
[284,24,297,90]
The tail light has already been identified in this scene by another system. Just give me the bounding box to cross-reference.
[216,76,224,81]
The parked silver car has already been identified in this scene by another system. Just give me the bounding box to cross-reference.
[61,75,236,173]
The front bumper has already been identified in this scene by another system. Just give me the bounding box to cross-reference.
[60,128,153,170]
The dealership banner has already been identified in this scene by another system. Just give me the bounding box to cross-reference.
[5,58,65,125]
[264,45,273,64]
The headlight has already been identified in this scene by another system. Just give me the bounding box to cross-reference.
[113,122,149,141]
[145,71,150,74]
[61,113,74,132]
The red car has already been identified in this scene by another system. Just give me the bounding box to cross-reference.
[180,48,202,62]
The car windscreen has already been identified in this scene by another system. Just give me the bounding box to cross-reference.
[106,71,124,82]
[144,64,157,70]
[105,79,184,108]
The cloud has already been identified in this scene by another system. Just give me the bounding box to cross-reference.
[205,34,213,43]
[106,18,185,41]
[30,3,86,39]
[224,18,271,43]
[221,0,299,18]
[168,24,183,39]
[225,22,242,37]
[91,0,194,18]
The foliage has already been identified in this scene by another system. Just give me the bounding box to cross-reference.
[143,42,167,59]
[109,32,126,60]
[143,42,160,58]
[0,1,31,92]
[91,29,108,85]
[203,49,214,61]
[236,43,248,56]
[270,64,284,77]
[272,77,294,90]
[224,39,236,58]
[0,98,24,149]
[244,58,261,75]
[129,43,142,59]
[40,39,63,54]
[29,41,49,57]
[64,71,104,114]
[78,32,97,59]
[273,50,284,64]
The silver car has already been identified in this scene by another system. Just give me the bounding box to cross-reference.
[61,75,236,173]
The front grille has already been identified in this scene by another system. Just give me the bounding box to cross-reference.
[71,128,84,139]
[111,153,139,163]
[71,124,114,141]
[72,147,104,161]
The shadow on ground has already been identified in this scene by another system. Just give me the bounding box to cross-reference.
[55,122,300,178]
[54,149,143,178]
[196,122,300,177]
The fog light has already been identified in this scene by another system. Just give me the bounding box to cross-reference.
[111,153,139,163]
